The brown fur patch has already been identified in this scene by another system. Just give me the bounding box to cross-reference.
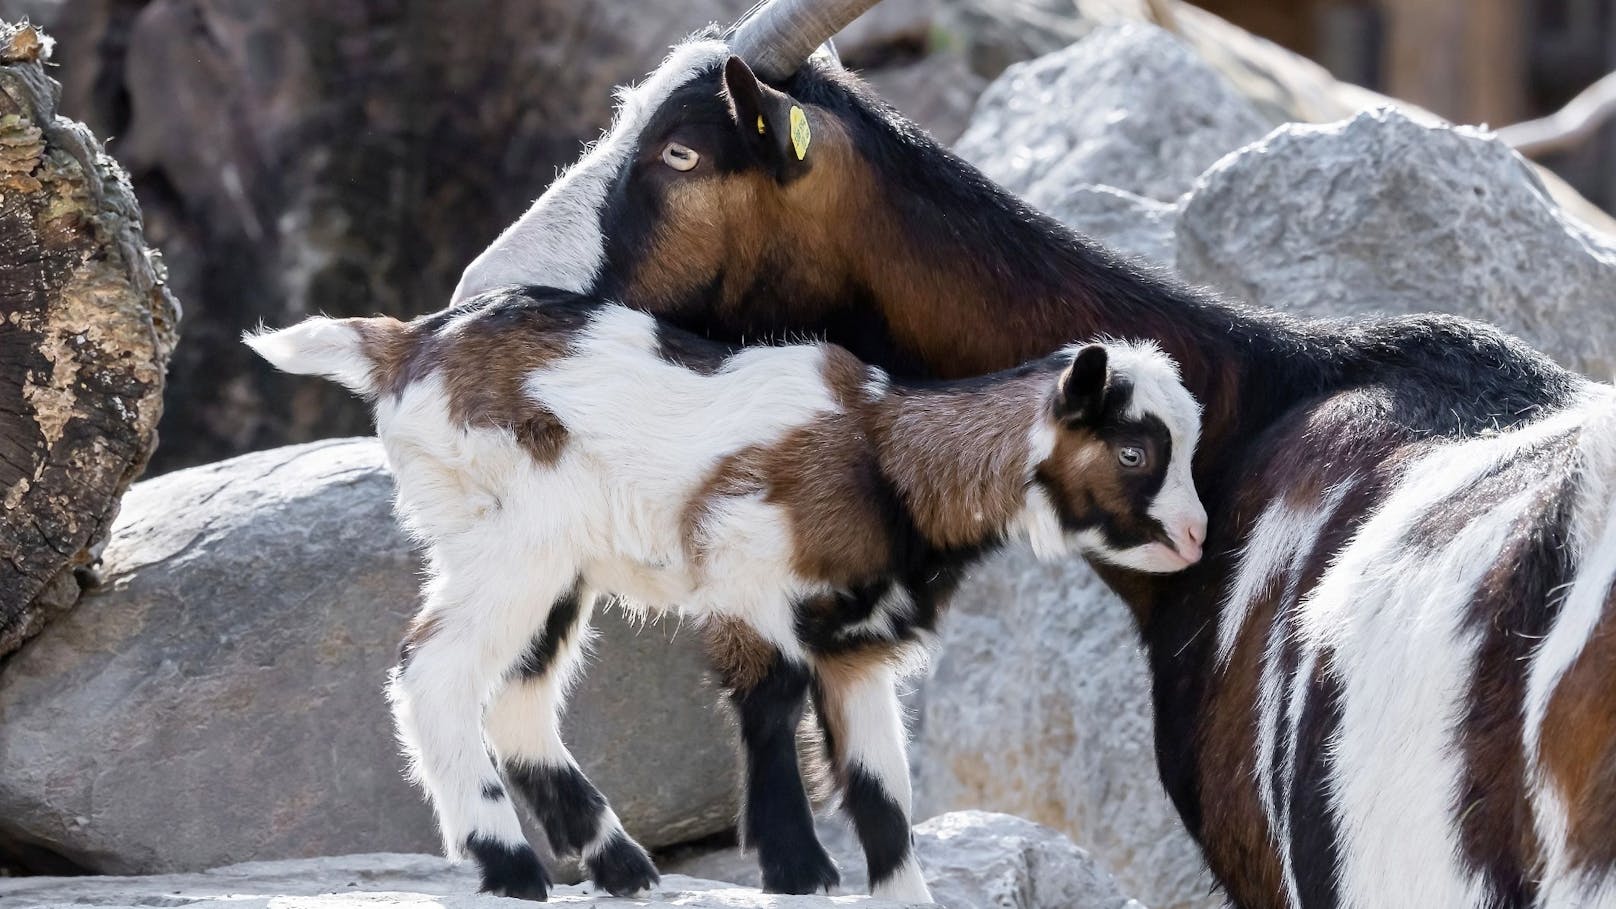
[1538,580,1616,872]
[703,617,778,692]
[354,317,414,396]
[1195,590,1288,908]
[355,303,580,467]
[436,316,573,467]
[872,372,1051,550]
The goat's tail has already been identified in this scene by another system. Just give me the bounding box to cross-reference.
[243,315,406,397]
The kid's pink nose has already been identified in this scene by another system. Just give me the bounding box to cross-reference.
[1172,518,1206,564]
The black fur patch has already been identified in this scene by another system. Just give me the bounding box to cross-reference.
[732,654,840,894]
[511,579,585,681]
[504,761,607,858]
[465,833,549,901]
[844,766,914,888]
[586,831,661,897]
[655,318,737,375]
[481,780,507,801]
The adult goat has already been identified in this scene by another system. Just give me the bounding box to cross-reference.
[453,2,1616,906]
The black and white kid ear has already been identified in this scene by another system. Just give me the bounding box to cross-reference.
[722,55,813,180]
[1057,344,1110,425]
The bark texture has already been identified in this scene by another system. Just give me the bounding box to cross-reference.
[0,20,178,660]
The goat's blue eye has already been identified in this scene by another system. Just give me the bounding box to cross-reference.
[1118,446,1146,469]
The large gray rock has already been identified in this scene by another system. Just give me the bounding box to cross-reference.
[1177,108,1616,379]
[667,810,1138,909]
[1038,185,1179,268]
[955,25,1269,207]
[866,51,988,147]
[912,551,1218,909]
[0,439,737,874]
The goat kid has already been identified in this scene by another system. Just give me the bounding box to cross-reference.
[245,286,1207,903]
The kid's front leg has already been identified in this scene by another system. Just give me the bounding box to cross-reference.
[706,618,840,894]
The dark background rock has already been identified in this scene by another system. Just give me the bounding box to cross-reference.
[0,21,178,660]
[0,439,738,875]
[0,0,981,477]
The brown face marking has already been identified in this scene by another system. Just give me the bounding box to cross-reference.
[621,110,894,330]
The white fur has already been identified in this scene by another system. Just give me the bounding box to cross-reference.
[250,307,1206,905]
[1219,481,1355,668]
[824,664,934,904]
[1524,391,1616,908]
[1242,401,1605,909]
[242,318,373,394]
[452,42,729,302]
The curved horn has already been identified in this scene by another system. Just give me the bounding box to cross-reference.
[730,0,880,81]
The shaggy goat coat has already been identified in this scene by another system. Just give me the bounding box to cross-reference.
[453,33,1616,909]
[246,285,1207,903]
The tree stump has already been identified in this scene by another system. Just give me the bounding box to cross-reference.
[0,21,178,660]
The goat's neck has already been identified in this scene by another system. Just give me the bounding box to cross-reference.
[868,371,1052,555]
[835,155,1324,461]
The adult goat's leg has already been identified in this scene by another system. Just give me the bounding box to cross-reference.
[706,618,839,894]
[389,574,559,900]
[485,583,658,897]
[813,655,932,903]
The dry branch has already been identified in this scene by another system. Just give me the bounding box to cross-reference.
[1498,70,1616,158]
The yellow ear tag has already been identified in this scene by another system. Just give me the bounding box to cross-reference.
[757,114,765,135]
[789,105,810,160]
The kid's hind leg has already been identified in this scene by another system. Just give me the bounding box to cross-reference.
[811,653,933,903]
[706,617,840,895]
[485,582,658,897]
[389,576,562,900]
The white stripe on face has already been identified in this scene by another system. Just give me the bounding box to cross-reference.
[453,40,730,302]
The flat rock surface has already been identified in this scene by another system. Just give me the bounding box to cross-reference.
[0,812,1134,909]
[0,439,737,874]
[0,856,915,908]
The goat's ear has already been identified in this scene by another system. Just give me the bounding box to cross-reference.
[1057,344,1110,425]
[723,55,811,180]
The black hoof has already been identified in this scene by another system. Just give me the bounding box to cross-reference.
[760,839,841,895]
[467,834,551,901]
[588,831,660,897]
